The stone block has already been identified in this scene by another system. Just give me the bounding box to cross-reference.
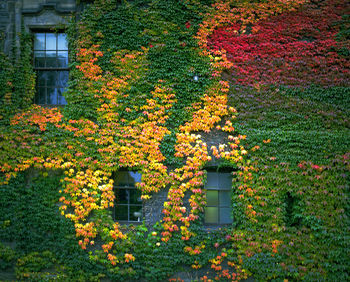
[144,189,169,227]
[22,0,45,10]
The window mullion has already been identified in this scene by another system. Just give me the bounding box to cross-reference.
[33,31,68,106]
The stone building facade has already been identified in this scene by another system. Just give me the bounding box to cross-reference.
[0,0,77,56]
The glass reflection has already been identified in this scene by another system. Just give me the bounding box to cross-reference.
[220,208,232,224]
[46,33,56,50]
[219,191,231,207]
[58,71,69,87]
[57,51,68,68]
[34,33,68,105]
[58,34,68,50]
[206,190,218,206]
[129,172,142,185]
[57,88,67,105]
[206,172,218,188]
[46,71,57,87]
[218,173,232,189]
[34,51,45,68]
[47,88,57,104]
[205,207,218,224]
[46,51,57,67]
[130,206,142,221]
[34,33,45,50]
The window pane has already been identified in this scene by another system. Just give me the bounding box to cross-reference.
[206,190,218,206]
[115,171,129,186]
[46,33,57,50]
[57,88,67,105]
[46,51,57,67]
[116,189,128,204]
[129,171,142,185]
[130,206,142,221]
[46,71,57,87]
[47,87,57,104]
[220,191,231,207]
[219,173,232,190]
[205,207,218,224]
[57,51,68,67]
[58,33,68,50]
[129,189,141,204]
[34,51,45,68]
[115,205,128,221]
[35,87,46,104]
[220,207,233,224]
[34,32,69,106]
[57,71,69,87]
[37,71,47,87]
[34,33,45,50]
[206,172,218,189]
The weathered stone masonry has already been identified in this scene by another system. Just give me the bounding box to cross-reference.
[0,0,76,56]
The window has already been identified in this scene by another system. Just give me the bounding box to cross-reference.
[204,172,233,225]
[33,32,68,105]
[113,171,143,222]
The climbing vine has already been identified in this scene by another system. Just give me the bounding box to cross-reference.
[0,0,349,281]
[207,0,350,86]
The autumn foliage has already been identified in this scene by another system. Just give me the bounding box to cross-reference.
[0,0,349,281]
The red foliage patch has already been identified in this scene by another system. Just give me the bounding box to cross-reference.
[208,0,350,87]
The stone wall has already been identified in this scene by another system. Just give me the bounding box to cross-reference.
[0,0,76,57]
[22,0,75,11]
[0,0,16,55]
[143,188,169,227]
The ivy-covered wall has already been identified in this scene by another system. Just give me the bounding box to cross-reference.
[0,0,349,281]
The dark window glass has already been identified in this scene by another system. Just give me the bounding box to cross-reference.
[34,33,45,50]
[57,89,67,105]
[57,51,68,67]
[116,189,128,204]
[34,51,45,67]
[204,172,233,225]
[113,171,143,223]
[46,51,57,67]
[115,205,128,221]
[115,171,129,187]
[220,191,231,207]
[37,88,46,104]
[58,71,69,87]
[33,32,68,105]
[47,87,57,104]
[37,71,46,86]
[47,71,57,87]
[220,207,232,224]
[219,173,232,189]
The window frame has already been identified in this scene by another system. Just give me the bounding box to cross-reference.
[112,171,143,224]
[32,30,69,106]
[204,171,233,226]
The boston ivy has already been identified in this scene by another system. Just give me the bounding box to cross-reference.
[0,0,349,281]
